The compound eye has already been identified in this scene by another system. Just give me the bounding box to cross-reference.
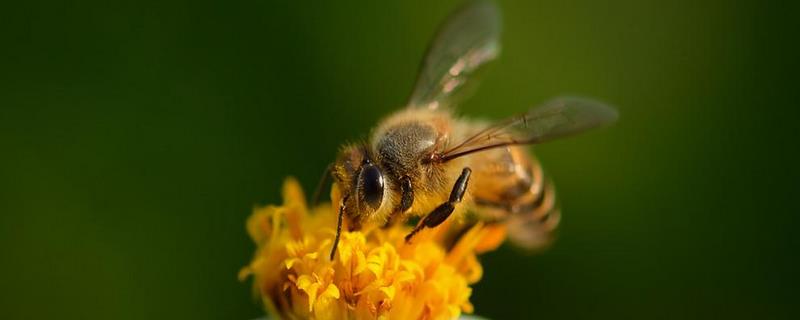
[358,164,385,209]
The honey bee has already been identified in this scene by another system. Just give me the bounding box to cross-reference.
[323,0,617,259]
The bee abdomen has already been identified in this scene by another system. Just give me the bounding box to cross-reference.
[504,178,560,250]
[473,159,560,251]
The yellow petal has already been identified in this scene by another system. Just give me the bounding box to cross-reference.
[301,282,320,312]
[282,177,307,211]
[321,283,340,299]
[284,258,295,269]
[295,275,313,291]
[379,285,395,300]
[474,224,508,254]
[303,251,319,260]
[353,250,367,275]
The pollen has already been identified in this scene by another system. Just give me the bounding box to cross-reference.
[240,178,504,320]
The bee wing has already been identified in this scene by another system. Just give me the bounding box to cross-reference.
[408,0,501,110]
[439,97,618,161]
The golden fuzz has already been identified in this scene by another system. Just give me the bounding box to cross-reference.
[240,178,506,320]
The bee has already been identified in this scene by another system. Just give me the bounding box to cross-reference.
[323,0,617,259]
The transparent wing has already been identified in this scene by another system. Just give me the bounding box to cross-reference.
[439,97,618,161]
[408,0,501,110]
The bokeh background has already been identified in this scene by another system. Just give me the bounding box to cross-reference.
[2,0,798,319]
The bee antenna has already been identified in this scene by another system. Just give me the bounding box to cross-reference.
[312,163,333,207]
[330,194,348,260]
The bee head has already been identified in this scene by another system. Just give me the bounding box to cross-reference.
[332,144,386,221]
[328,144,388,260]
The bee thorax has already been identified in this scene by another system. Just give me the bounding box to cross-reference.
[374,122,438,173]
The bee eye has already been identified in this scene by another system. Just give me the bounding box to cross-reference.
[358,164,385,209]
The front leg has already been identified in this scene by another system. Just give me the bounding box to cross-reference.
[383,176,414,228]
[405,167,471,242]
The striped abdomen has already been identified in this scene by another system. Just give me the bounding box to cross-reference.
[468,145,560,251]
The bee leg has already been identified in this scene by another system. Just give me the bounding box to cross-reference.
[384,176,414,228]
[405,168,471,242]
[330,194,349,260]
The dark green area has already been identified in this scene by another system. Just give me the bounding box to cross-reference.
[1,0,797,319]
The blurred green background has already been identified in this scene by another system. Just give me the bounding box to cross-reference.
[1,0,798,319]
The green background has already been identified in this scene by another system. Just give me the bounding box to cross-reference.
[1,0,797,319]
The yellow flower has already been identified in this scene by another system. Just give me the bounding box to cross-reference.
[240,178,506,320]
